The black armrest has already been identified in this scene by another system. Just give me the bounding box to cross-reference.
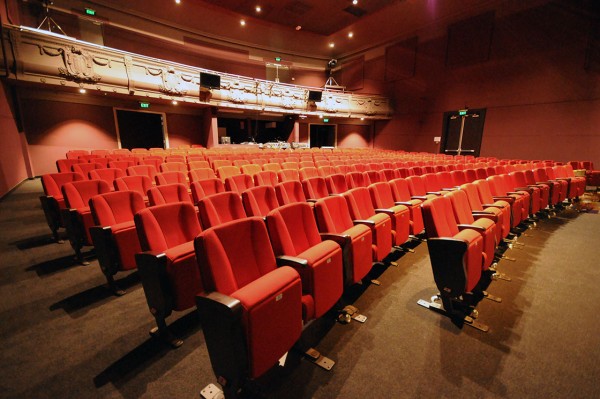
[90,225,119,276]
[493,196,515,203]
[374,208,395,216]
[353,219,375,227]
[135,251,174,320]
[276,255,309,268]
[395,201,416,206]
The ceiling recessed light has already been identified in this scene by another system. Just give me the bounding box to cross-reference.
[79,88,86,94]
[255,5,261,13]
[329,42,335,48]
[172,100,178,105]
[353,0,358,5]
[175,0,181,4]
[295,25,302,31]
[348,32,354,38]
[240,19,246,26]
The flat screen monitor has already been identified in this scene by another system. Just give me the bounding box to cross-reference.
[200,72,221,89]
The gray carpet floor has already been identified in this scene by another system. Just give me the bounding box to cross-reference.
[1,179,599,399]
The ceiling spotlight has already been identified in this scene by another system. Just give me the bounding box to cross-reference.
[240,19,246,26]
[295,25,302,30]
[353,0,358,5]
[172,100,178,105]
[329,42,335,48]
[79,88,86,94]
[360,117,365,121]
[255,5,261,13]
[348,32,354,38]
[175,0,181,4]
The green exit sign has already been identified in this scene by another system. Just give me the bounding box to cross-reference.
[458,109,467,116]
[139,102,150,109]
[85,8,96,16]
[323,118,329,123]
[275,57,282,62]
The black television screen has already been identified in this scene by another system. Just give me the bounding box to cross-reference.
[200,72,221,89]
[308,90,322,102]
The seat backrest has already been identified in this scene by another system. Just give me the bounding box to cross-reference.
[326,173,349,194]
[253,170,278,187]
[72,163,103,177]
[446,189,475,225]
[275,181,307,205]
[241,164,262,176]
[188,160,210,170]
[197,191,247,229]
[90,190,145,226]
[460,183,485,210]
[266,202,322,257]
[364,171,381,184]
[165,155,185,163]
[422,173,441,192]
[194,217,277,295]
[486,175,508,196]
[380,169,398,182]
[42,172,85,197]
[190,178,225,203]
[314,195,354,233]
[155,171,187,185]
[88,168,124,186]
[62,179,111,209]
[160,162,187,173]
[108,160,135,173]
[464,169,477,182]
[437,171,455,188]
[302,176,330,200]
[189,168,216,182]
[368,182,395,209]
[217,165,241,181]
[421,196,459,239]
[135,202,201,252]
[211,159,232,170]
[396,168,414,178]
[225,174,254,194]
[66,150,89,159]
[406,175,427,196]
[114,175,152,197]
[343,187,376,220]
[473,179,496,204]
[317,165,336,177]
[263,163,283,173]
[241,185,280,217]
[345,172,368,189]
[299,161,314,169]
[281,161,299,170]
[299,167,319,180]
[388,178,412,202]
[56,159,80,173]
[147,183,192,206]
[450,170,467,186]
[127,165,157,181]
[278,169,300,182]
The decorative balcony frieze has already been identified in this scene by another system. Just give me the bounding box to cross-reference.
[1,25,393,119]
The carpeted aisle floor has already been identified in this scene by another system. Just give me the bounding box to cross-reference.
[1,179,599,399]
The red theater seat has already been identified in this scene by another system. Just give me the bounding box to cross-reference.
[155,171,187,186]
[197,192,247,229]
[225,174,254,194]
[302,176,330,201]
[266,202,344,318]
[194,217,303,394]
[61,179,111,262]
[325,173,349,194]
[114,175,153,203]
[314,196,373,286]
[253,170,278,187]
[190,178,226,204]
[241,185,280,217]
[275,180,308,205]
[147,183,192,206]
[134,202,203,347]
[40,172,86,241]
[388,178,425,236]
[89,190,145,294]
[368,182,410,247]
[89,168,124,190]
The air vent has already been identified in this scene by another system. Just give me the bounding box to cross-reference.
[344,6,367,17]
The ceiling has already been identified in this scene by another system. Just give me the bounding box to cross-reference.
[201,0,400,36]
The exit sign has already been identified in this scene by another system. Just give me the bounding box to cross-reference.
[458,109,467,116]
[275,57,282,62]
[139,102,150,109]
[85,8,96,16]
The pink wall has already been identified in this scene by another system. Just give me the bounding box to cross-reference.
[0,83,28,197]
[21,99,118,176]
[337,124,371,148]
[166,113,206,148]
[374,3,600,167]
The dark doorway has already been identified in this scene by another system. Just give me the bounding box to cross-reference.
[116,110,165,149]
[310,124,336,148]
[440,108,486,157]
